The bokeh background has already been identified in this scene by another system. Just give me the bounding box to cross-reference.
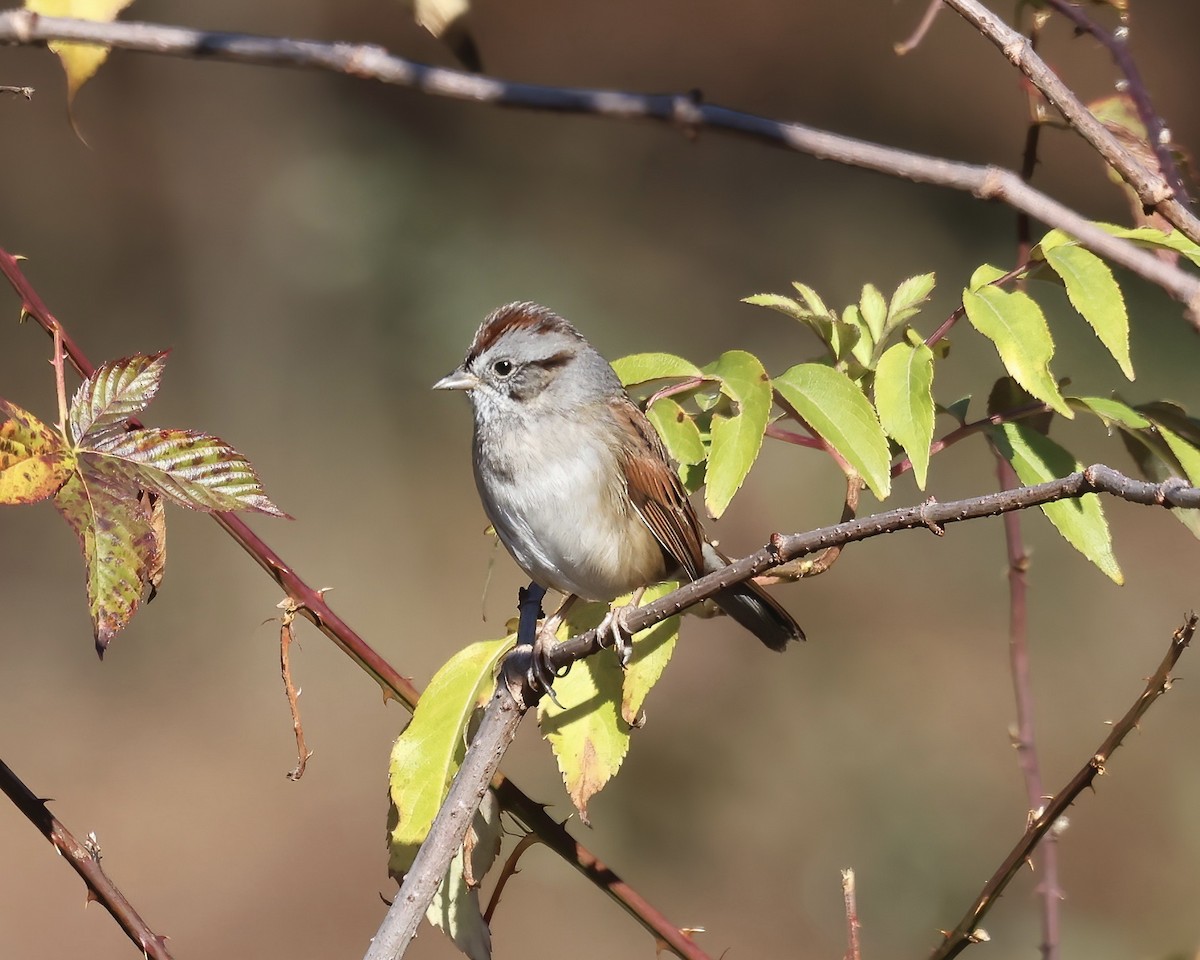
[2,2,1199,958]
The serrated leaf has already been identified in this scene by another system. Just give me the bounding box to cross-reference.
[962,285,1072,418]
[68,351,168,443]
[773,364,891,499]
[388,637,513,875]
[1043,243,1133,379]
[538,584,680,823]
[1148,422,1200,487]
[83,428,286,516]
[1069,396,1150,431]
[646,398,706,465]
[1117,427,1200,539]
[874,341,935,489]
[991,422,1123,583]
[611,353,703,388]
[0,398,72,504]
[703,351,772,518]
[841,305,874,370]
[1099,223,1200,268]
[25,0,134,103]
[859,283,888,345]
[425,789,501,960]
[52,466,156,653]
[742,293,810,321]
[887,273,936,330]
[791,282,831,317]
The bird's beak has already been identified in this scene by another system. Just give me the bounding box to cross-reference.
[432,368,479,391]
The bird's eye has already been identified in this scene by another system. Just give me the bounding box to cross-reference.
[492,359,514,377]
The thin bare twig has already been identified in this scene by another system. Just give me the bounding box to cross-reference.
[1041,0,1190,204]
[895,0,944,56]
[277,598,314,780]
[0,84,33,98]
[0,249,715,960]
[0,757,173,960]
[931,614,1197,960]
[0,12,1198,323]
[940,0,1200,246]
[842,868,863,960]
[994,455,1062,960]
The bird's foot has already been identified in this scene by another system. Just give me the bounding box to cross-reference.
[598,588,646,668]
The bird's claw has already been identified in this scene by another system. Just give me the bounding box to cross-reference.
[599,589,645,669]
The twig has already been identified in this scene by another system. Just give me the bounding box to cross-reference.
[756,474,860,584]
[0,757,173,960]
[842,868,863,960]
[0,248,715,960]
[1,12,1198,323]
[277,598,314,780]
[895,0,944,55]
[368,472,1200,958]
[939,0,1200,246]
[930,613,1197,960]
[994,454,1062,960]
[1041,0,1190,205]
[0,84,33,98]
[892,400,1051,479]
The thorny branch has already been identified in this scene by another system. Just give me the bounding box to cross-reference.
[0,757,173,960]
[930,614,1197,960]
[0,10,1198,323]
[373,474,1200,959]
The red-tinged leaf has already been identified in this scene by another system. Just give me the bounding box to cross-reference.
[53,466,157,655]
[84,428,287,516]
[0,398,72,503]
[68,351,168,443]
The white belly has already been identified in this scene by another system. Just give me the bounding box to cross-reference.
[473,417,665,600]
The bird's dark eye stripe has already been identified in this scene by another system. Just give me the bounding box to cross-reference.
[529,350,574,371]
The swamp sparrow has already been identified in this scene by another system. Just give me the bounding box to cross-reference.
[434,302,803,661]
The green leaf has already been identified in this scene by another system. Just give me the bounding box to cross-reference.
[0,398,72,504]
[940,396,972,424]
[969,264,1009,289]
[887,273,936,330]
[1043,243,1133,379]
[52,466,156,654]
[859,283,888,345]
[611,353,703,388]
[791,282,832,317]
[1117,427,1200,540]
[773,363,891,499]
[538,584,680,823]
[1147,421,1200,487]
[84,428,286,516]
[1068,396,1150,431]
[1099,223,1200,268]
[840,305,874,370]
[962,285,1072,418]
[741,293,810,321]
[425,789,501,960]
[646,398,706,465]
[388,636,513,875]
[991,422,1123,583]
[874,341,935,489]
[703,351,772,518]
[68,351,168,443]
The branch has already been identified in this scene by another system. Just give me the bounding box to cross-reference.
[940,0,1200,246]
[1040,0,1190,205]
[931,613,1197,960]
[0,757,173,960]
[0,250,715,960]
[1,11,1198,324]
[372,470,1200,958]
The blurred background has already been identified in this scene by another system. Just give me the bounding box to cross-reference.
[2,1,1199,958]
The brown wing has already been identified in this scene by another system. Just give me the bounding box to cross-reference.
[610,396,706,580]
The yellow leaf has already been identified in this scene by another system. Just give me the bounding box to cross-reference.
[25,0,135,101]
